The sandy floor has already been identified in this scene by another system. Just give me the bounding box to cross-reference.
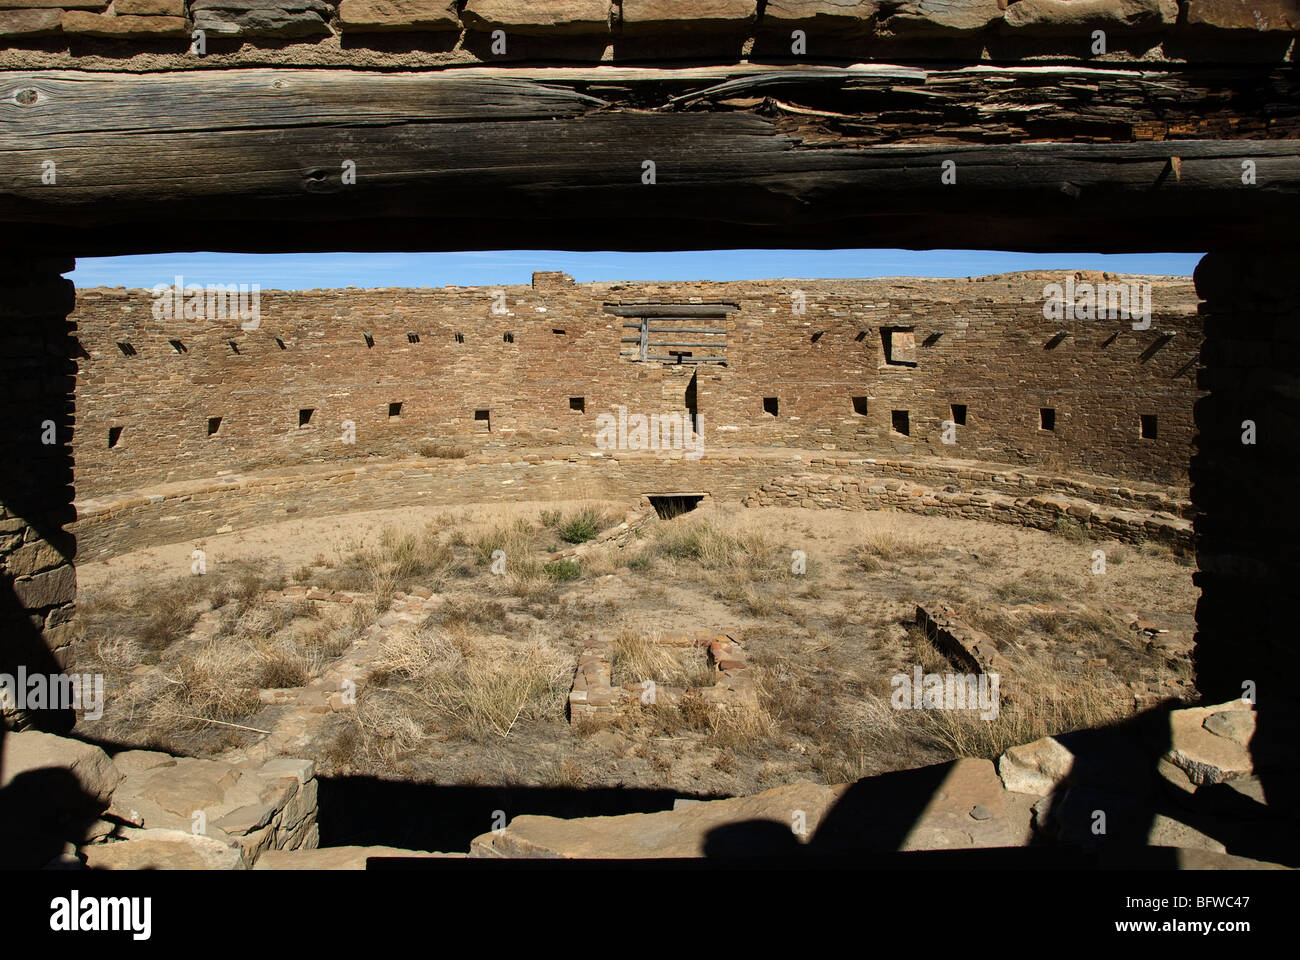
[70,499,1198,804]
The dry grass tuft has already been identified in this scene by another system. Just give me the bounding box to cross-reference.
[369,623,571,741]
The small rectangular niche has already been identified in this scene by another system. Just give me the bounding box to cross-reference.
[108,426,123,449]
[299,408,314,428]
[274,337,287,350]
[503,332,515,344]
[454,332,464,343]
[762,397,779,417]
[388,402,403,419]
[407,332,420,344]
[1140,414,1158,439]
[116,341,136,357]
[552,329,566,336]
[569,397,585,412]
[891,410,910,436]
[881,327,917,366]
[169,339,187,354]
[851,397,869,416]
[363,332,374,348]
[951,403,967,426]
[474,409,491,431]
[1040,408,1056,432]
[206,416,222,437]
[228,340,240,354]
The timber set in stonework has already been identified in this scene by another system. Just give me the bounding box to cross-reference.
[0,0,1298,865]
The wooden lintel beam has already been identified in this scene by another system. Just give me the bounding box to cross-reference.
[0,68,1297,256]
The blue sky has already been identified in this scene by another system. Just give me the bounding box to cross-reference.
[70,249,1202,290]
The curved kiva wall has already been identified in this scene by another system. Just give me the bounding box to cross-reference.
[70,271,1201,506]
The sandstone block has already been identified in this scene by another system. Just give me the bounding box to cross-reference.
[12,563,75,610]
[761,0,876,29]
[471,780,839,858]
[6,539,68,577]
[113,0,186,12]
[0,8,63,35]
[1183,0,1300,31]
[462,0,611,34]
[1163,702,1255,785]
[337,0,460,32]
[191,0,331,37]
[60,10,190,35]
[878,0,1003,34]
[0,0,102,7]
[1001,0,1176,32]
[998,736,1075,795]
[108,749,177,777]
[254,845,459,868]
[83,828,250,870]
[621,0,756,33]
[1,731,124,809]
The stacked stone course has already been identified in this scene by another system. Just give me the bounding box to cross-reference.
[2,0,1295,61]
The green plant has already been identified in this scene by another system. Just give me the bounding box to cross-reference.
[544,559,581,582]
[558,507,606,544]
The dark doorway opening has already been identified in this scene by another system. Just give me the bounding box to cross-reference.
[685,370,698,431]
[648,494,704,520]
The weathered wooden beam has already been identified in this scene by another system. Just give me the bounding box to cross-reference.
[1,68,1297,255]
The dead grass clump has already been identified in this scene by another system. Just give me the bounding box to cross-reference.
[652,518,778,579]
[138,606,202,653]
[371,624,570,742]
[917,661,1124,761]
[610,632,715,688]
[850,521,938,568]
[149,642,261,725]
[358,524,453,594]
[993,570,1067,605]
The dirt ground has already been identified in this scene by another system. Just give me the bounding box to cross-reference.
[68,499,1198,801]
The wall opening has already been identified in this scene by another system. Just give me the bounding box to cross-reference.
[951,403,967,426]
[299,408,314,427]
[852,396,869,416]
[363,332,374,348]
[881,327,917,367]
[648,494,704,520]
[503,332,515,344]
[685,370,698,430]
[388,402,402,419]
[116,340,135,356]
[207,416,221,437]
[1040,407,1056,432]
[474,409,491,432]
[169,339,186,354]
[763,397,778,417]
[569,397,585,412]
[107,425,123,448]
[407,332,419,344]
[1141,414,1158,439]
[891,409,910,435]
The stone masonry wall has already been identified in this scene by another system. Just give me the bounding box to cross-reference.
[2,1,1296,69]
[71,449,1193,560]
[0,255,78,729]
[70,271,1202,504]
